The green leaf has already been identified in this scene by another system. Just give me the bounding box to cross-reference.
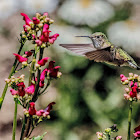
[32,132,47,140]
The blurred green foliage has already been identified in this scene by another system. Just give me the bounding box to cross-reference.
[43,1,140,140]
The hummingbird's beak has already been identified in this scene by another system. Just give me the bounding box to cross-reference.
[75,36,90,38]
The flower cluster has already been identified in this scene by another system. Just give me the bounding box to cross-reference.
[134,125,140,138]
[24,102,55,120]
[96,124,122,140]
[4,12,61,139]
[21,13,59,47]
[120,73,140,101]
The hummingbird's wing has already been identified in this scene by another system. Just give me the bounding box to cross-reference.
[85,49,113,62]
[59,44,96,56]
[59,44,110,56]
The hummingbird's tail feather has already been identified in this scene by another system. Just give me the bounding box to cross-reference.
[59,44,95,56]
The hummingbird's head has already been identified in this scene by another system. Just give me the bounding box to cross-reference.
[90,32,108,49]
[75,32,108,49]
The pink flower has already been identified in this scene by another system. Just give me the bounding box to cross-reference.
[17,82,25,97]
[29,102,36,116]
[129,81,138,98]
[115,136,122,140]
[36,109,44,116]
[43,12,48,17]
[38,57,50,66]
[134,125,140,138]
[35,39,42,46]
[40,69,48,82]
[10,89,18,95]
[49,33,59,44]
[124,94,130,100]
[120,75,128,82]
[32,17,40,24]
[13,53,27,63]
[21,13,32,26]
[39,81,44,88]
[25,83,35,95]
[32,34,36,40]
[40,24,50,42]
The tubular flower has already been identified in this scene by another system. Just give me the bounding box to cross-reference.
[47,61,61,78]
[10,89,18,96]
[36,102,55,117]
[38,57,50,66]
[13,53,27,63]
[134,125,140,138]
[29,102,36,115]
[35,39,42,46]
[49,33,59,44]
[25,50,33,57]
[21,13,32,26]
[17,82,25,97]
[25,83,35,95]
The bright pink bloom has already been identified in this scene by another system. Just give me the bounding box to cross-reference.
[134,125,140,138]
[32,34,36,40]
[35,39,42,46]
[36,109,44,116]
[43,24,49,32]
[29,102,36,115]
[17,82,25,97]
[10,89,18,95]
[129,81,138,98]
[40,24,50,42]
[40,69,47,82]
[39,81,44,88]
[13,53,27,63]
[32,17,40,24]
[49,33,59,44]
[25,83,35,95]
[129,91,137,98]
[21,13,32,26]
[120,74,125,78]
[38,57,50,66]
[121,76,128,82]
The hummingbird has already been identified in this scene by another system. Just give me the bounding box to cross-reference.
[59,32,140,70]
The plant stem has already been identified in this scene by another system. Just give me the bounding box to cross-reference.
[28,58,36,86]
[32,48,44,102]
[39,79,51,95]
[0,38,26,109]
[127,101,133,140]
[12,99,18,140]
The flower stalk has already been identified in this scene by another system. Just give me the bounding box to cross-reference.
[127,101,133,140]
[12,99,18,140]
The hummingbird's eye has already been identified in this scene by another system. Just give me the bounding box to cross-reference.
[96,36,100,39]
